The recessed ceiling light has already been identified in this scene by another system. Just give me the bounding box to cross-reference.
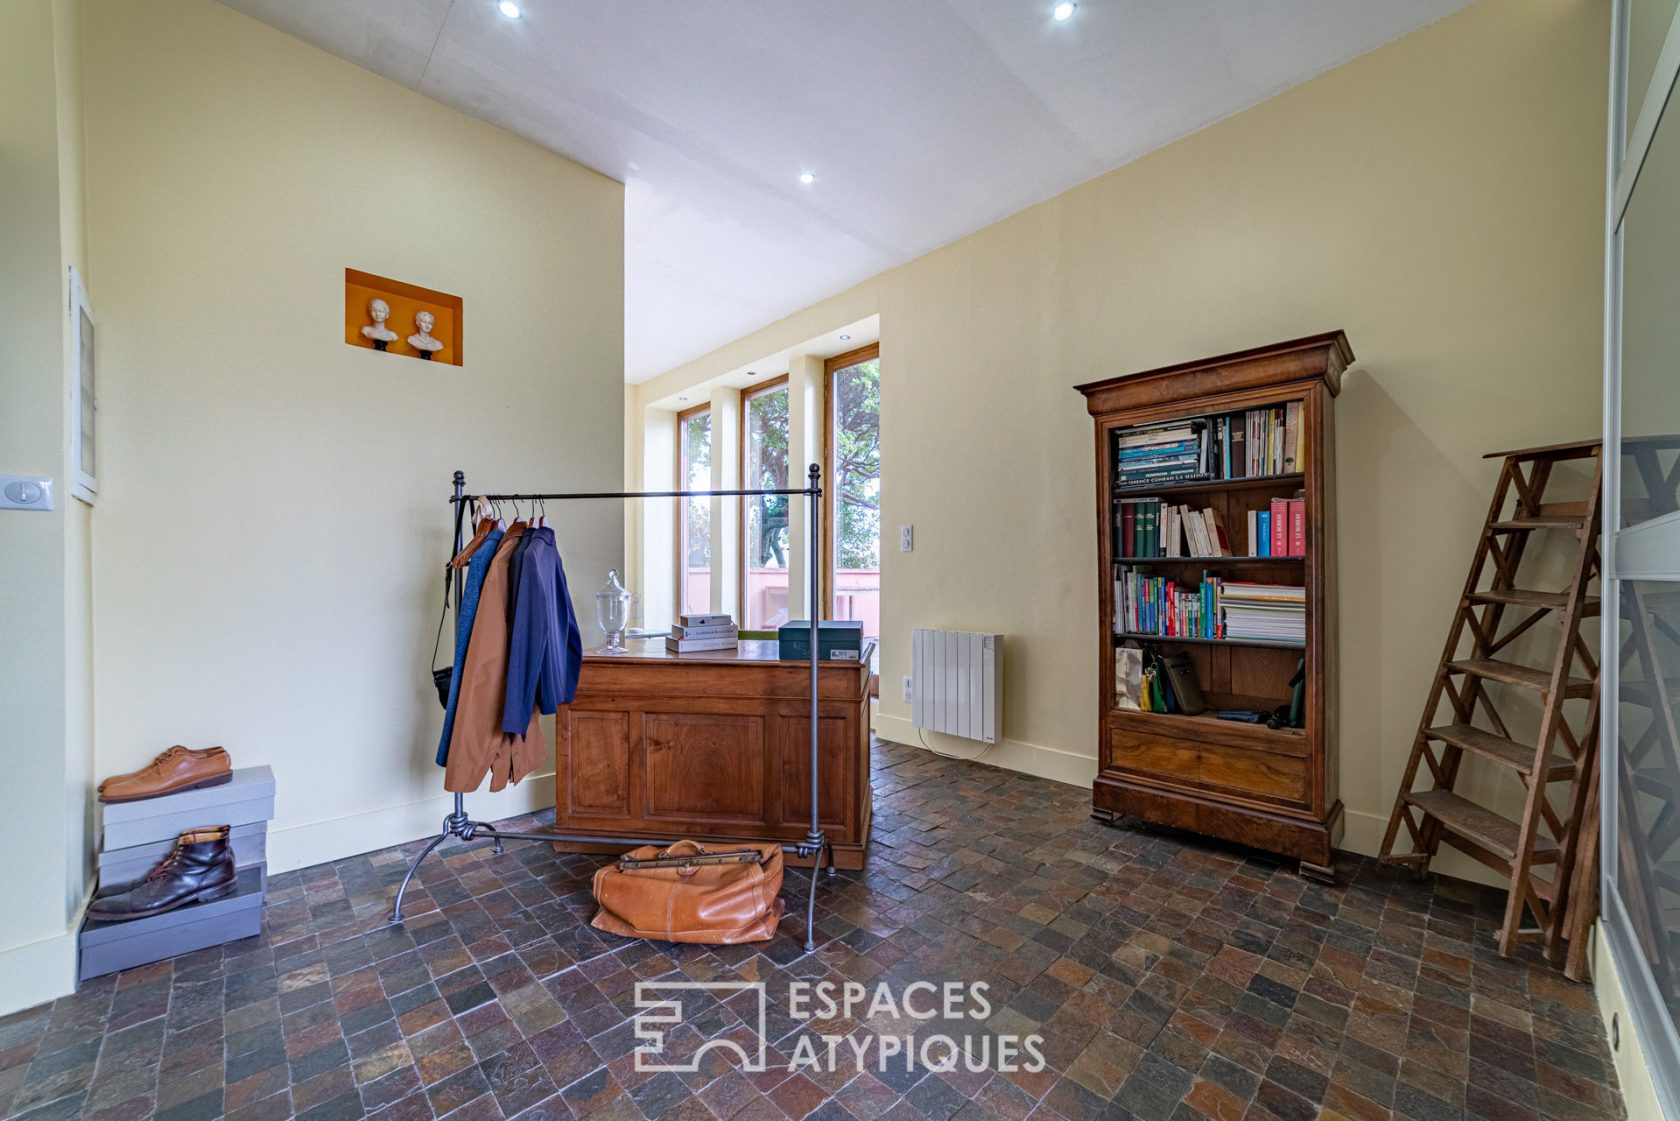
[798,172,815,185]
[497,0,522,18]
[1052,1,1076,20]
[838,334,851,342]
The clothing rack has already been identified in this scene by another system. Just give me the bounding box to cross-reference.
[390,467,834,952]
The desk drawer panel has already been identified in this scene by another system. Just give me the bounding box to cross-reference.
[565,711,630,817]
[642,713,766,823]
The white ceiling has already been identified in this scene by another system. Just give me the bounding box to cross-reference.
[220,0,1472,382]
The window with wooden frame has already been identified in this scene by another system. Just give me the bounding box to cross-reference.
[676,403,713,616]
[740,376,791,631]
[824,344,880,645]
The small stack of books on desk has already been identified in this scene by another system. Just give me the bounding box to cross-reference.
[666,613,739,652]
[1220,582,1306,643]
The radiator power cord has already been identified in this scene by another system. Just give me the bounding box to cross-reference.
[917,726,994,763]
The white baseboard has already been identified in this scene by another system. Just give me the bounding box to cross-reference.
[1597,922,1667,1121]
[872,723,1508,886]
[873,714,1097,788]
[0,886,93,1018]
[266,773,557,874]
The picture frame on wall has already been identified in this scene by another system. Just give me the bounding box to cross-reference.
[69,265,97,504]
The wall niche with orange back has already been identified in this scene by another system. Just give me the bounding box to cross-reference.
[345,268,463,366]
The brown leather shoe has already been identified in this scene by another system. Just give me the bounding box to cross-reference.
[99,746,231,803]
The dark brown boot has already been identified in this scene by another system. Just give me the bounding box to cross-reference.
[88,826,236,921]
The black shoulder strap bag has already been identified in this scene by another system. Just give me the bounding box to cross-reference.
[431,566,454,708]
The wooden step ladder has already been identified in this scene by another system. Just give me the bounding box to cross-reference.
[1380,440,1602,959]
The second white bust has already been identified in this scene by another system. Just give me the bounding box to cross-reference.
[408,310,443,359]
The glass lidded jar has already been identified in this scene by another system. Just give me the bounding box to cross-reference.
[595,569,634,654]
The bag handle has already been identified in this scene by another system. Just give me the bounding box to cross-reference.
[662,839,707,857]
[431,565,452,673]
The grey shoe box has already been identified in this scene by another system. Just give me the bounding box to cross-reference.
[100,765,275,850]
[98,821,268,892]
[78,865,264,981]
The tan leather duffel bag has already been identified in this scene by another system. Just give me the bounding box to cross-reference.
[591,839,784,944]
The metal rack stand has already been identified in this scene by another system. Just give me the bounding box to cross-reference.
[391,467,834,951]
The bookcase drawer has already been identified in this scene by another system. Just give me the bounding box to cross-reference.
[1108,730,1307,809]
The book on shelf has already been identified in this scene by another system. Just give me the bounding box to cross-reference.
[1112,419,1212,489]
[1243,494,1306,557]
[679,613,734,628]
[1220,581,1306,643]
[1114,402,1305,492]
[1115,566,1225,640]
[1116,498,1232,558]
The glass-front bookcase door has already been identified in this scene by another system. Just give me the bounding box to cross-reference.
[1605,2,1680,1113]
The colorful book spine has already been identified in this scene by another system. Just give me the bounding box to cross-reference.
[1258,512,1271,558]
[1289,498,1305,555]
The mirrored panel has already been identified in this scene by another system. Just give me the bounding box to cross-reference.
[1628,0,1680,152]
[1618,581,1680,1024]
[1620,99,1680,530]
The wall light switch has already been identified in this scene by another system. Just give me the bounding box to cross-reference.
[900,524,913,552]
[0,475,53,511]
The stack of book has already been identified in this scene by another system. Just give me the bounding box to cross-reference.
[1115,567,1225,639]
[1117,499,1231,558]
[1246,495,1306,557]
[666,613,739,653]
[1213,403,1303,479]
[1220,582,1306,643]
[1113,419,1211,490]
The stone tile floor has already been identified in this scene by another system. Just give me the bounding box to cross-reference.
[0,740,1623,1121]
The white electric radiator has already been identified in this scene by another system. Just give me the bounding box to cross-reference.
[910,628,1002,744]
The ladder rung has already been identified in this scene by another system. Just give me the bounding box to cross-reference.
[1447,658,1594,697]
[1423,724,1575,779]
[1487,516,1585,533]
[1404,789,1560,865]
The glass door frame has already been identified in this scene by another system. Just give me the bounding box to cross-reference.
[822,342,881,619]
[1603,2,1680,1114]
[675,401,713,617]
[738,374,791,631]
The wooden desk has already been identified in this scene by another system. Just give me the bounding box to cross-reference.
[552,639,873,869]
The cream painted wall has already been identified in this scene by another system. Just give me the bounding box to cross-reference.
[634,0,1608,877]
[0,0,96,1016]
[54,0,96,958]
[80,0,624,873]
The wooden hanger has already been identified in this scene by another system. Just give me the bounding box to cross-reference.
[449,498,497,568]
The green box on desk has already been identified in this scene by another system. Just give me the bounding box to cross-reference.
[778,620,864,661]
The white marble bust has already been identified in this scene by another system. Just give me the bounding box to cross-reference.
[408,310,444,357]
[360,298,398,347]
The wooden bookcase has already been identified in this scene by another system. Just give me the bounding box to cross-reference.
[1075,332,1350,878]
